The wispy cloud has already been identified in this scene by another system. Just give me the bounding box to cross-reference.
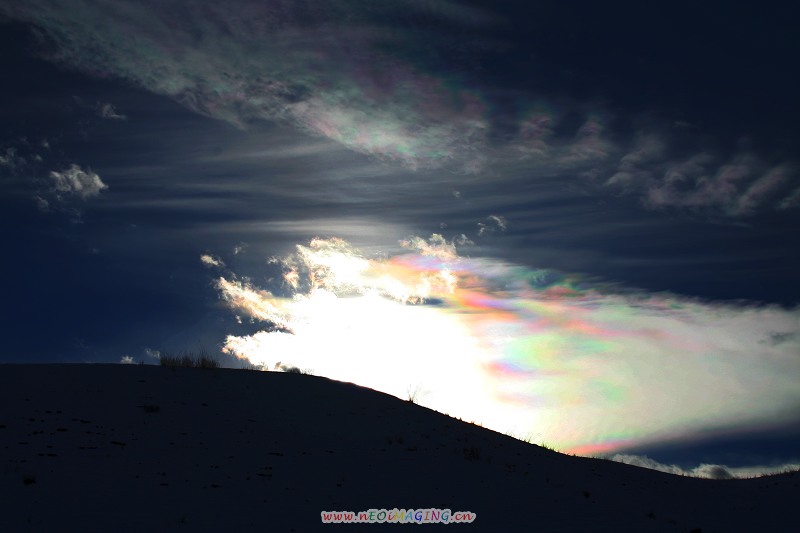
[0,0,492,172]
[564,116,614,165]
[604,135,666,191]
[0,139,44,175]
[477,215,507,237]
[610,454,800,479]
[96,102,126,120]
[3,0,797,218]
[215,276,291,329]
[778,187,800,211]
[0,147,24,171]
[605,139,798,217]
[200,254,225,268]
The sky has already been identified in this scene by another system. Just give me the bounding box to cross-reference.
[1,0,798,475]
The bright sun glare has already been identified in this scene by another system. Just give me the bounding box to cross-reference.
[212,235,800,457]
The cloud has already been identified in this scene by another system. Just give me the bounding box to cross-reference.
[144,348,161,359]
[778,187,800,210]
[119,355,134,364]
[96,102,126,120]
[511,112,799,218]
[215,276,291,329]
[400,233,460,262]
[516,111,556,157]
[0,0,492,172]
[0,140,44,175]
[610,454,799,479]
[4,0,797,218]
[33,195,50,211]
[49,164,108,199]
[206,235,800,455]
[605,136,666,191]
[733,166,790,215]
[25,162,107,219]
[762,331,800,346]
[598,137,799,217]
[0,147,24,171]
[477,215,507,237]
[563,116,614,164]
[454,234,474,246]
[200,254,225,268]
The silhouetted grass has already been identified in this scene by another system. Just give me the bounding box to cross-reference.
[159,350,220,369]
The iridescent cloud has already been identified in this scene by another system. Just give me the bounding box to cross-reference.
[0,0,491,172]
[204,236,800,457]
[3,0,798,216]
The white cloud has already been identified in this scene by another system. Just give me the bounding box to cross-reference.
[200,254,225,268]
[400,233,459,261]
[454,234,474,246]
[477,215,507,237]
[49,164,108,199]
[215,277,290,328]
[208,236,800,456]
[119,355,134,364]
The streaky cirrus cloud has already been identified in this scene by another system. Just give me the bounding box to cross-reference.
[202,235,800,462]
[4,0,797,218]
[0,0,493,172]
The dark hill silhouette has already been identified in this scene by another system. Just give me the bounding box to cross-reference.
[0,364,796,532]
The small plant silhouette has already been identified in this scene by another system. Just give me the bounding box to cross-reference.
[463,446,481,461]
[159,349,220,369]
[406,384,425,404]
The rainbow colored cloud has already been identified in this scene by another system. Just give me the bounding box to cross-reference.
[205,235,800,455]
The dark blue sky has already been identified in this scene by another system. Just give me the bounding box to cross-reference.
[1,1,798,475]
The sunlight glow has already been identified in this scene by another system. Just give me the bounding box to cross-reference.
[211,235,800,456]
